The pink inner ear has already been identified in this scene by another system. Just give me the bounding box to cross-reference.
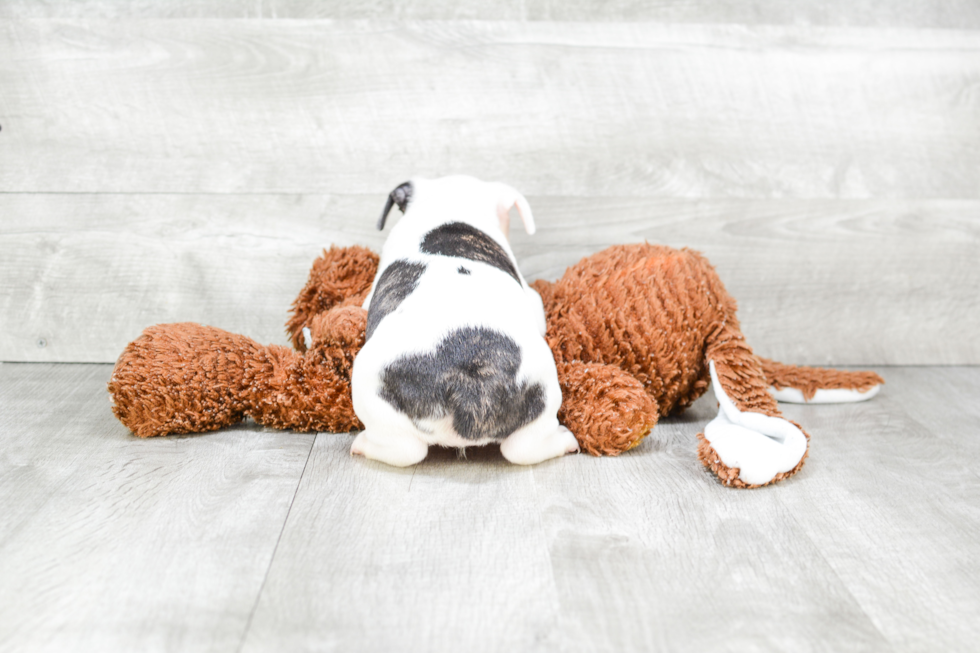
[513,194,535,235]
[497,206,512,237]
[493,182,535,235]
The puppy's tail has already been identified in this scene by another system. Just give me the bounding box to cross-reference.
[758,357,884,404]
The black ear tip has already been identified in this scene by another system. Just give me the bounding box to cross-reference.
[377,195,394,230]
[392,181,413,213]
[377,181,413,230]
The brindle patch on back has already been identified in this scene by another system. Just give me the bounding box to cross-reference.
[366,259,427,340]
[380,326,545,441]
[420,222,522,286]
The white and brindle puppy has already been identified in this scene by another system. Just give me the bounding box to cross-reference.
[350,175,579,467]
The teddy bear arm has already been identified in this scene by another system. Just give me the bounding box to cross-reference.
[305,305,368,354]
[244,343,363,434]
[247,306,367,433]
[286,245,379,351]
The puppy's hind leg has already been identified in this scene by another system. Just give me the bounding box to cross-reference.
[351,350,429,467]
[500,417,580,465]
[351,427,429,467]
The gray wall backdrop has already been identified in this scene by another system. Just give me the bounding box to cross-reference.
[1,2,978,365]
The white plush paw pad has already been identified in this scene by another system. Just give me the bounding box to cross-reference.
[706,361,808,486]
[704,409,807,486]
[302,326,313,350]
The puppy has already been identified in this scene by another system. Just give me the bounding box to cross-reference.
[350,175,578,467]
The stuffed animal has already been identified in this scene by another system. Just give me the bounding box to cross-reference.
[109,243,882,488]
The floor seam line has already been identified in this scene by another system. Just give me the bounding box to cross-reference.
[529,464,567,651]
[235,431,318,653]
[773,491,897,651]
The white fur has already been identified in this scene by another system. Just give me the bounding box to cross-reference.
[351,175,577,466]
[769,385,880,404]
[703,360,809,486]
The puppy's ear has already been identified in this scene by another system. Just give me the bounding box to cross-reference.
[377,181,413,230]
[494,183,535,236]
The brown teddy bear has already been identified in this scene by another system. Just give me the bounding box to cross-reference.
[108,243,882,488]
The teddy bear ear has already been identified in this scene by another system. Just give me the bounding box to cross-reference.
[377,181,413,230]
[494,183,535,236]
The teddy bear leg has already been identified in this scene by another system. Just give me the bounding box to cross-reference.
[698,330,809,488]
[108,323,259,438]
[758,357,884,404]
[500,418,579,465]
[556,361,660,456]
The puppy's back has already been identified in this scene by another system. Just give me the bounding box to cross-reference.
[351,176,569,462]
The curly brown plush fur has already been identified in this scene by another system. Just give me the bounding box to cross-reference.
[109,242,883,488]
[759,357,882,400]
[286,245,379,351]
[109,315,366,437]
[109,247,378,437]
[555,361,658,456]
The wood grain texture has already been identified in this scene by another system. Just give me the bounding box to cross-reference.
[240,439,562,653]
[0,193,382,363]
[0,363,315,653]
[1,21,978,198]
[2,194,976,365]
[776,374,980,651]
[531,396,893,652]
[3,363,980,651]
[871,366,980,460]
[2,0,979,28]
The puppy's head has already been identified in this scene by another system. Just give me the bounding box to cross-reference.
[376,175,535,237]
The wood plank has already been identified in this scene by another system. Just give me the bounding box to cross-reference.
[0,193,381,363]
[775,373,980,651]
[527,0,980,26]
[2,194,977,365]
[531,394,893,652]
[3,0,979,28]
[1,21,978,198]
[518,198,980,367]
[0,363,315,653]
[871,366,980,462]
[239,436,563,652]
[3,363,980,650]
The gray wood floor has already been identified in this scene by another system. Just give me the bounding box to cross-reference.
[2,362,978,652]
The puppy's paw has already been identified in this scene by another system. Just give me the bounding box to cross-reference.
[501,422,580,465]
[350,428,428,467]
[559,425,581,454]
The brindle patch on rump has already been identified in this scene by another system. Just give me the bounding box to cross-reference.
[379,326,545,441]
